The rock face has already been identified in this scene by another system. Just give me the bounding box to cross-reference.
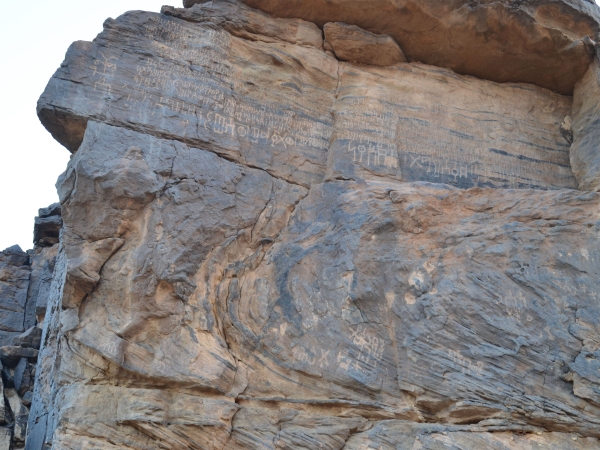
[21,0,600,448]
[0,206,60,448]
[323,22,406,66]
[572,56,600,191]
[235,0,600,95]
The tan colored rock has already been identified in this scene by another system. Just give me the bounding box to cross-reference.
[324,22,406,66]
[62,238,124,309]
[237,0,600,94]
[345,421,600,449]
[164,0,323,48]
[571,58,600,191]
[38,2,578,193]
[328,62,575,189]
[23,0,600,448]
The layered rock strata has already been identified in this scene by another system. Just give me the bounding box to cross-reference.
[233,0,600,95]
[23,0,600,448]
[0,206,60,448]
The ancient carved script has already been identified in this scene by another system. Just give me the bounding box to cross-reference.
[333,70,577,190]
[86,14,334,185]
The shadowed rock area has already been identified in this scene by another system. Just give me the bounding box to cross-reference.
[9,0,600,448]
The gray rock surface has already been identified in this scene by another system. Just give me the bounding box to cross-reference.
[0,247,31,344]
[0,209,61,447]
[12,328,42,350]
[19,0,600,448]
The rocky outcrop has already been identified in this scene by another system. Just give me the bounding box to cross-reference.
[0,247,34,345]
[234,0,600,95]
[0,206,60,448]
[21,0,600,448]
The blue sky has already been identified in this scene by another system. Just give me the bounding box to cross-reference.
[0,0,599,250]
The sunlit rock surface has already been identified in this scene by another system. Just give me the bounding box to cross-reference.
[22,0,600,448]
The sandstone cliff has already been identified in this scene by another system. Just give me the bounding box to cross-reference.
[11,0,600,448]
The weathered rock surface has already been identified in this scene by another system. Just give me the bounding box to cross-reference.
[0,208,61,447]
[235,0,600,95]
[328,62,576,189]
[163,0,323,48]
[38,0,579,192]
[33,204,62,249]
[572,56,600,191]
[22,0,600,448]
[0,247,32,344]
[324,22,406,66]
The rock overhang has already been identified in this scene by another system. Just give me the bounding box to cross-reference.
[186,0,600,95]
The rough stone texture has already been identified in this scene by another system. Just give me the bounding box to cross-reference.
[0,348,38,368]
[38,1,578,192]
[324,22,406,66]
[0,247,32,344]
[6,388,30,443]
[33,204,62,249]
[27,246,59,323]
[572,56,600,191]
[0,429,10,450]
[344,421,600,449]
[164,0,323,48]
[328,62,576,189]
[235,0,600,95]
[12,328,42,350]
[38,2,336,185]
[0,210,61,447]
[23,0,600,448]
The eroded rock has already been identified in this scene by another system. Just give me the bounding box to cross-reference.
[21,0,600,448]
[164,0,323,48]
[572,58,600,191]
[324,22,406,66]
[237,0,600,94]
[33,203,62,248]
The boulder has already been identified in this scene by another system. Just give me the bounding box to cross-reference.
[33,202,62,247]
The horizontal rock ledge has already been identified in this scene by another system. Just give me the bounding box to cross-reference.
[204,0,600,94]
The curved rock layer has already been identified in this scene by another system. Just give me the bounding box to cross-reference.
[24,0,600,448]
